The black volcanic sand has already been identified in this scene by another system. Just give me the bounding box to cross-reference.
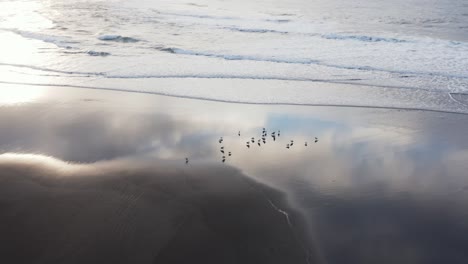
[0,155,309,264]
[1,86,468,264]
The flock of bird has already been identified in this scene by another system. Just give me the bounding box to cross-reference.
[186,128,318,164]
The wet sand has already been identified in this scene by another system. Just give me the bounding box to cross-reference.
[1,86,468,263]
[0,155,308,264]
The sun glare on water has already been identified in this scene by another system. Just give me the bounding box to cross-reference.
[0,87,44,105]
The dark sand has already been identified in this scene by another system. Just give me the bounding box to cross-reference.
[1,86,468,264]
[0,155,309,264]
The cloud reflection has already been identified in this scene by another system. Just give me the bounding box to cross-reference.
[1,97,468,263]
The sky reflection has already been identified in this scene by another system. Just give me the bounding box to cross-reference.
[1,88,468,263]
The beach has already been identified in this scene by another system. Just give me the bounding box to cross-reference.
[1,0,468,262]
[1,86,468,263]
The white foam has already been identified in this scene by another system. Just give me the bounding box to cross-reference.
[1,28,78,48]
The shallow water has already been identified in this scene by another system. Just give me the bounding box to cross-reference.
[1,0,468,113]
[1,87,468,263]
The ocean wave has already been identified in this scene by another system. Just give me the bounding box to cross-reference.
[98,35,140,43]
[0,62,452,93]
[155,47,468,80]
[223,26,288,34]
[1,28,79,48]
[87,51,111,57]
[153,10,237,20]
[158,47,319,64]
[265,19,292,23]
[321,33,407,43]
[0,62,105,76]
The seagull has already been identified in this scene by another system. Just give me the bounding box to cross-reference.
[251,137,255,143]
[185,158,189,164]
[219,137,223,143]
[286,144,290,149]
[246,142,250,148]
[222,157,226,163]
[228,152,232,156]
[238,131,241,136]
[290,140,294,146]
[305,142,308,146]
[220,146,224,149]
[278,130,281,137]
[258,140,261,146]
[315,137,318,143]
[220,150,224,154]
[272,135,276,141]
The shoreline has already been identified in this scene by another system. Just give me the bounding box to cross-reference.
[1,81,468,115]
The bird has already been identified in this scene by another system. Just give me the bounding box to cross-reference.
[238,131,240,136]
[251,137,255,143]
[263,140,266,144]
[220,146,224,149]
[278,130,281,137]
[315,137,318,143]
[219,137,223,143]
[222,156,226,162]
[305,142,308,146]
[185,158,189,164]
[228,152,232,156]
[220,150,224,154]
[258,140,261,146]
[272,135,276,141]
[286,144,290,149]
[246,142,250,148]
[290,140,294,146]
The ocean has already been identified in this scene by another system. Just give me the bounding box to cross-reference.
[0,0,468,112]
